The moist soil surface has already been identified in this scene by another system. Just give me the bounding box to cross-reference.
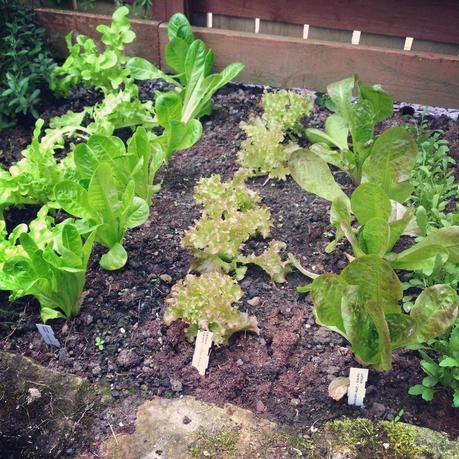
[1,82,458,456]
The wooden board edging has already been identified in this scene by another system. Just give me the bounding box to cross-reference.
[159,24,459,108]
[35,8,161,64]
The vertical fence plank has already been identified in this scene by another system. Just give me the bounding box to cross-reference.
[152,0,187,21]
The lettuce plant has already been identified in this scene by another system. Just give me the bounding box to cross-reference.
[71,128,165,205]
[290,76,418,203]
[51,7,137,96]
[0,212,96,323]
[262,89,312,135]
[327,183,459,275]
[164,272,259,345]
[129,13,244,124]
[182,173,272,279]
[0,119,79,207]
[238,90,311,180]
[299,256,458,371]
[54,161,149,270]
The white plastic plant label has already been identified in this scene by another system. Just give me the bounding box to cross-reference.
[192,330,213,376]
[347,367,369,406]
[36,324,60,348]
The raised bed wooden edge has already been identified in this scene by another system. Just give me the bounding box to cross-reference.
[35,8,160,64]
[35,7,459,108]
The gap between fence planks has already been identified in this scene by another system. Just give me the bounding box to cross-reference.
[189,0,459,45]
[158,24,459,108]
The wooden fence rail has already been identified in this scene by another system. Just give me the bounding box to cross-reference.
[35,0,459,108]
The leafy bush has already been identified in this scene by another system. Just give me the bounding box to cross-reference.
[237,90,311,179]
[0,0,56,129]
[409,318,459,407]
[183,173,272,279]
[164,272,259,345]
[326,183,459,276]
[291,76,418,204]
[55,161,149,270]
[0,210,96,322]
[299,256,458,371]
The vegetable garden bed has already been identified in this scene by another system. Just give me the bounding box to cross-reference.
[1,80,459,456]
[1,4,459,458]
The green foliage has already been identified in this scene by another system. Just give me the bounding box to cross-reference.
[299,256,458,371]
[164,272,259,345]
[327,183,459,277]
[0,0,56,129]
[0,119,74,208]
[239,240,292,283]
[164,14,244,122]
[182,173,272,279]
[55,161,149,270]
[238,117,298,180]
[262,89,312,134]
[293,75,418,203]
[71,128,165,205]
[50,7,137,96]
[409,318,459,407]
[0,210,96,323]
[237,90,311,179]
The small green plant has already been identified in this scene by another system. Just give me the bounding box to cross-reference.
[326,183,459,274]
[262,89,312,135]
[183,173,272,278]
[164,272,259,345]
[0,0,56,129]
[408,120,459,233]
[409,317,459,407]
[0,210,96,323]
[55,161,149,270]
[95,336,105,351]
[51,7,138,96]
[237,90,311,180]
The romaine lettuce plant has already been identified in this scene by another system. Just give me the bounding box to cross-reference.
[164,272,259,345]
[128,13,244,123]
[0,212,96,323]
[54,161,149,270]
[327,182,459,275]
[71,128,165,205]
[298,256,458,371]
[290,76,418,203]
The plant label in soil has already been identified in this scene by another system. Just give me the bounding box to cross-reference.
[192,330,213,376]
[36,324,61,348]
[347,367,369,407]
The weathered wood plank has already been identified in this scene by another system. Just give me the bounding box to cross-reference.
[35,8,160,63]
[152,0,187,21]
[159,24,459,108]
[189,0,459,45]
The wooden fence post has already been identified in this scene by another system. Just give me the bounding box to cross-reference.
[152,0,189,22]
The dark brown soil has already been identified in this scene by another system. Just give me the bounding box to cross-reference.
[1,83,458,457]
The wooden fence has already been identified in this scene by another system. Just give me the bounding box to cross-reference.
[35,0,459,108]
